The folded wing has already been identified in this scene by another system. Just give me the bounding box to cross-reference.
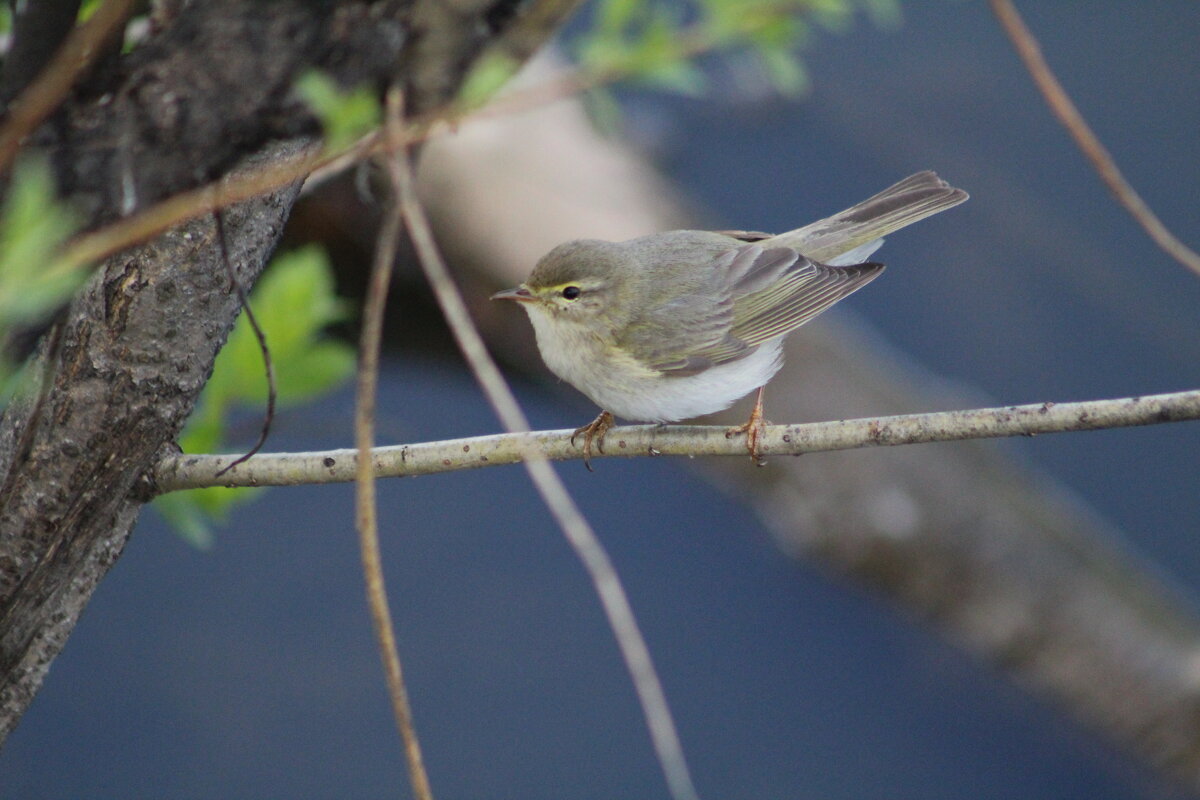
[624,243,883,375]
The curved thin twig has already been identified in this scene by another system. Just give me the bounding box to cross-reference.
[212,210,277,477]
[155,387,1200,491]
[989,0,1200,278]
[353,88,436,800]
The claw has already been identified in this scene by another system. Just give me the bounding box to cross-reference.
[571,411,615,471]
[725,387,768,466]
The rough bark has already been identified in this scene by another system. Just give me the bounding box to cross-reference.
[0,0,584,742]
[0,0,84,106]
[0,146,306,737]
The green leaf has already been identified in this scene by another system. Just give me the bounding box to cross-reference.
[861,0,903,29]
[0,158,83,331]
[295,71,382,151]
[582,86,626,137]
[570,0,883,104]
[757,45,810,96]
[154,487,264,550]
[78,0,104,22]
[275,341,355,400]
[747,15,803,49]
[636,59,708,96]
[0,155,86,401]
[579,34,633,74]
[204,246,353,411]
[458,51,521,109]
[805,0,852,27]
[153,493,218,550]
[597,0,643,34]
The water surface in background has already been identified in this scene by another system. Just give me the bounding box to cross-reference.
[0,360,1163,797]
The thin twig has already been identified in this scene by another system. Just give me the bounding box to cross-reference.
[387,94,702,800]
[211,209,276,478]
[989,0,1200,278]
[54,147,327,277]
[0,0,137,173]
[355,88,435,800]
[155,387,1200,491]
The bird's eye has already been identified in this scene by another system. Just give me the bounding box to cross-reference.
[561,286,582,300]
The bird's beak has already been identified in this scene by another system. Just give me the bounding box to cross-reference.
[490,285,535,303]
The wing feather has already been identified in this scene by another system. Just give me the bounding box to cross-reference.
[730,255,884,346]
[616,243,883,376]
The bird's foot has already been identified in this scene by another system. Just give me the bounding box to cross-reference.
[725,389,768,466]
[571,411,615,471]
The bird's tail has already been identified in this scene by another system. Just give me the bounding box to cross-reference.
[767,171,968,264]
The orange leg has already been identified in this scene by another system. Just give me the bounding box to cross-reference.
[725,386,768,466]
[571,410,615,472]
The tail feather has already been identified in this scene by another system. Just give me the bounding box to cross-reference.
[767,171,968,262]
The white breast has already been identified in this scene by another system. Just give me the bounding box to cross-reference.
[527,302,784,423]
[588,340,783,422]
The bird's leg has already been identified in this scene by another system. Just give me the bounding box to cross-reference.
[571,410,615,472]
[725,386,768,466]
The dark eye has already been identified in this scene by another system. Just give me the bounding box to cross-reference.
[561,286,582,300]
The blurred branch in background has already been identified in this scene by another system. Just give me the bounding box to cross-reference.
[408,54,1200,794]
[989,0,1200,279]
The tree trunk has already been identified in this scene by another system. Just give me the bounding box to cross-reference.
[0,0,580,743]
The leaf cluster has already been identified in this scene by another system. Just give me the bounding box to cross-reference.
[577,0,900,98]
[295,71,383,152]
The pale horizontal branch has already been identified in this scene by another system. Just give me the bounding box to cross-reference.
[154,388,1200,493]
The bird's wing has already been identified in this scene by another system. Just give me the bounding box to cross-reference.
[710,229,774,242]
[613,246,759,375]
[615,244,876,375]
[728,248,885,347]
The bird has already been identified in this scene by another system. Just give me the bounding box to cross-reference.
[492,171,968,468]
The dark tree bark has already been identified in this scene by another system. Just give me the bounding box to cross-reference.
[0,0,83,106]
[0,0,582,742]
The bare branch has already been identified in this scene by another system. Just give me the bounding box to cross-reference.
[989,0,1200,278]
[156,387,1200,491]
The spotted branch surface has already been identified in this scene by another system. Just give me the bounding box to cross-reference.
[155,388,1200,490]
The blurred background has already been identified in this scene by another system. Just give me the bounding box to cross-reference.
[3,2,1198,798]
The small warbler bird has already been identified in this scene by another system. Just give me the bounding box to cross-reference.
[492,171,967,468]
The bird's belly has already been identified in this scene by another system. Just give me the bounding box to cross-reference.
[569,340,784,423]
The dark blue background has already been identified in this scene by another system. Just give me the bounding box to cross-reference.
[3,3,1197,798]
